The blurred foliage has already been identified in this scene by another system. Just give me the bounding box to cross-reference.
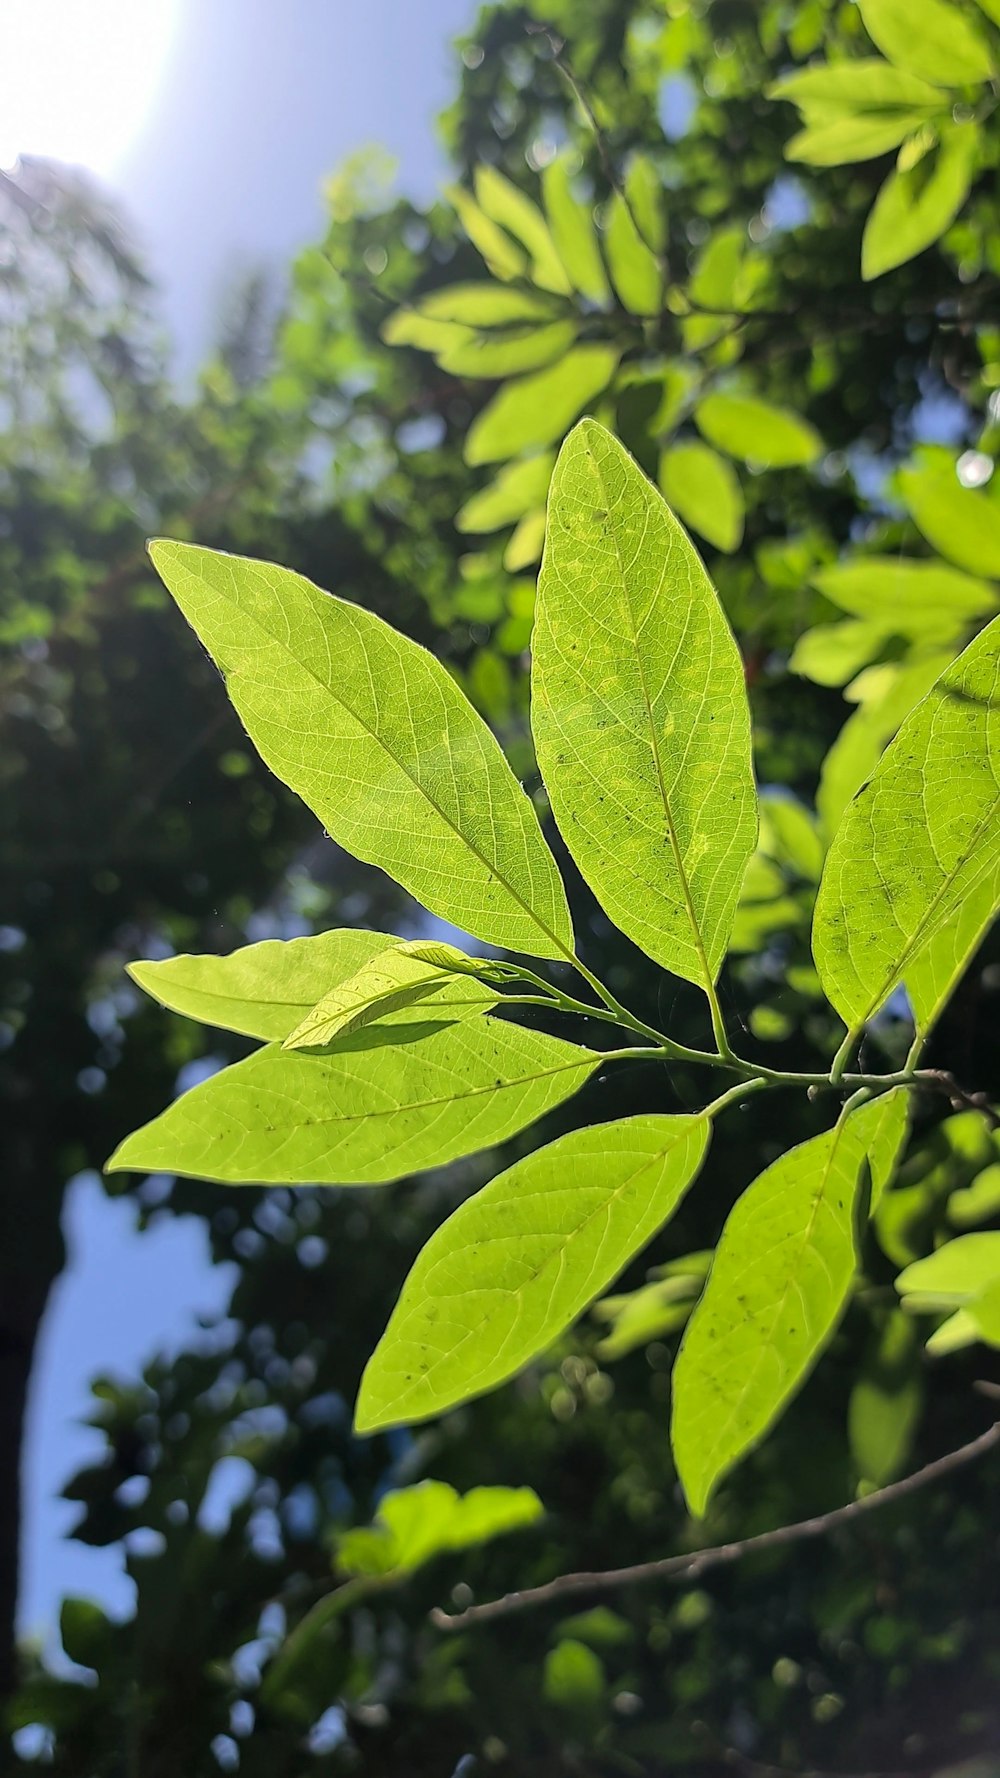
[3,0,1000,1772]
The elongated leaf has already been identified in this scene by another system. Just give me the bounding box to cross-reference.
[336,1480,543,1579]
[769,60,946,119]
[672,1093,903,1514]
[906,856,1000,1036]
[437,321,578,379]
[848,1311,922,1487]
[401,283,556,327]
[532,421,757,989]
[791,621,892,688]
[355,1113,710,1430]
[128,931,494,1041]
[542,154,611,305]
[474,166,571,295]
[858,0,992,87]
[658,441,745,553]
[446,185,525,281]
[283,944,500,1049]
[465,346,619,466]
[813,558,996,637]
[899,460,1000,577]
[787,113,940,165]
[695,392,822,468]
[147,544,572,960]
[457,454,554,535]
[862,126,978,279]
[504,508,546,571]
[897,1231,1000,1307]
[813,618,1000,1035]
[816,652,951,838]
[107,1018,598,1186]
[604,177,662,317]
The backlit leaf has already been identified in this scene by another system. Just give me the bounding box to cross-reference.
[503,508,546,571]
[107,1018,599,1186]
[282,944,500,1049]
[604,168,663,317]
[896,1230,1000,1308]
[355,1113,710,1430]
[672,1093,904,1514]
[813,618,1000,1035]
[456,453,554,534]
[658,441,745,553]
[437,320,578,379]
[769,59,946,121]
[542,154,611,305]
[465,346,620,466]
[790,620,893,687]
[858,0,992,87]
[862,126,978,279]
[147,544,573,961]
[532,421,757,989]
[906,859,1000,1036]
[336,1480,543,1579]
[786,114,940,165]
[695,392,822,468]
[898,460,1000,577]
[446,184,525,280]
[474,165,572,295]
[813,558,996,637]
[395,283,557,327]
[816,653,951,838]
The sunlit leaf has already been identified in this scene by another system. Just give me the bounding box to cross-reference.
[282,943,500,1049]
[474,165,572,294]
[446,184,526,280]
[694,392,822,468]
[532,420,757,989]
[813,558,996,638]
[465,346,620,465]
[355,1113,710,1430]
[862,126,978,279]
[128,931,495,1042]
[813,619,1000,1036]
[848,1311,922,1487]
[544,1639,606,1712]
[603,164,663,317]
[816,653,951,839]
[897,1230,1000,1308]
[898,459,1000,577]
[336,1480,543,1579]
[397,283,557,327]
[858,0,992,87]
[906,859,1000,1037]
[672,1092,905,1514]
[503,507,546,571]
[759,794,823,882]
[658,441,745,553]
[456,453,555,534]
[786,114,939,165]
[542,154,611,305]
[790,620,892,687]
[769,59,946,121]
[147,544,573,960]
[107,1018,599,1186]
[437,320,578,378]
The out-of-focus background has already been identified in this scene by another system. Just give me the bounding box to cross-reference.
[3,0,1000,1772]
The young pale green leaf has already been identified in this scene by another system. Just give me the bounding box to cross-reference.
[862,126,978,280]
[658,442,745,553]
[671,1093,904,1515]
[465,346,620,466]
[759,794,823,882]
[768,59,946,121]
[974,0,1000,22]
[816,653,951,838]
[456,454,554,535]
[127,931,495,1042]
[403,282,557,327]
[436,320,578,380]
[336,1480,543,1580]
[603,183,662,317]
[107,1018,599,1186]
[812,558,996,638]
[865,1087,911,1212]
[813,618,1000,1035]
[503,509,546,572]
[858,0,993,87]
[147,544,572,961]
[790,621,895,688]
[694,392,822,468]
[473,166,572,295]
[446,185,525,281]
[355,1113,710,1431]
[282,945,500,1050]
[905,856,1000,1036]
[896,1231,1000,1308]
[786,113,940,165]
[541,154,611,305]
[898,460,1000,577]
[532,421,757,989]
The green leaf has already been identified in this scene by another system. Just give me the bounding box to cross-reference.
[474,165,572,295]
[544,1640,606,1712]
[532,421,757,990]
[107,1018,598,1186]
[147,543,572,961]
[593,1264,707,1360]
[813,558,996,637]
[898,460,1000,577]
[862,126,978,279]
[658,442,745,553]
[949,1160,1000,1230]
[897,1230,1000,1308]
[503,508,547,572]
[127,931,496,1042]
[672,1093,904,1514]
[968,1277,1000,1345]
[865,1087,911,1212]
[542,154,611,305]
[769,59,947,120]
[974,0,1000,23]
[282,943,500,1049]
[355,1113,710,1430]
[694,392,822,468]
[437,320,578,379]
[603,168,663,317]
[335,1480,543,1579]
[786,114,942,165]
[812,618,1000,1036]
[394,283,558,327]
[858,0,993,87]
[759,794,824,882]
[465,346,620,466]
[817,653,951,839]
[906,857,1000,1036]
[848,1311,922,1487]
[790,620,893,687]
[456,454,555,535]
[446,184,526,280]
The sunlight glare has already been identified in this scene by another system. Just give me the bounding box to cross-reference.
[1,0,181,177]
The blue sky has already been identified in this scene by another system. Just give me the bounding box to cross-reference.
[19,0,472,1648]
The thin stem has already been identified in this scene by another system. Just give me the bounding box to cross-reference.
[829,1026,858,1085]
[704,976,734,1061]
[703,1076,767,1118]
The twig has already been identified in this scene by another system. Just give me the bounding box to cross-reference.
[915,1068,1000,1129]
[431,1420,1000,1631]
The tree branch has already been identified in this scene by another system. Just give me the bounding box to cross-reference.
[431,1420,1000,1631]
[915,1069,1000,1130]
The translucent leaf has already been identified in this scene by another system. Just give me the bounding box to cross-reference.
[128,931,495,1042]
[437,320,578,379]
[147,543,572,961]
[759,794,824,882]
[791,620,893,687]
[906,858,1000,1036]
[503,508,546,572]
[896,1231,1000,1308]
[542,154,611,305]
[446,184,525,280]
[924,1307,978,1354]
[456,454,555,535]
[813,558,996,638]
[603,169,663,317]
[858,0,992,87]
[658,441,745,553]
[968,1278,1000,1346]
[769,60,946,120]
[813,618,1000,1035]
[335,1480,542,1579]
[625,157,667,254]
[786,114,941,165]
[694,392,822,468]
[848,1311,922,1487]
[474,165,572,295]
[974,0,1000,22]
[948,1161,1000,1230]
[817,653,951,839]
[593,1267,705,1360]
[671,1092,906,1514]
[544,1640,606,1711]
[355,1113,710,1430]
[282,944,500,1049]
[898,461,1000,577]
[683,225,754,346]
[862,127,978,280]
[465,346,620,466]
[394,283,557,327]
[532,421,757,989]
[107,1018,598,1186]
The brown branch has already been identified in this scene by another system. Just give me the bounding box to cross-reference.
[915,1069,1000,1130]
[431,1419,1000,1631]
